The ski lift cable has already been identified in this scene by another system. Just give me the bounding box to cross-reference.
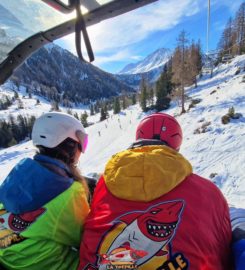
[206,0,210,55]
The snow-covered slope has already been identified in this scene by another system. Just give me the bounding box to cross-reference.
[0,55,245,207]
[118,48,171,74]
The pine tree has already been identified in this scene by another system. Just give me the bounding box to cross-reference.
[27,116,36,137]
[235,3,245,54]
[218,18,235,57]
[51,101,60,111]
[100,107,107,121]
[104,103,109,118]
[14,90,19,99]
[149,87,154,107]
[155,65,171,111]
[17,115,27,140]
[189,40,202,87]
[131,94,137,105]
[113,97,121,114]
[73,112,79,120]
[81,111,89,127]
[94,101,100,114]
[66,108,73,115]
[17,98,24,109]
[9,115,20,142]
[0,96,12,110]
[90,104,94,116]
[0,120,13,147]
[122,95,127,110]
[172,30,190,113]
[139,76,148,112]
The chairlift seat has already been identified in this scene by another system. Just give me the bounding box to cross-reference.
[222,55,232,62]
[202,67,212,74]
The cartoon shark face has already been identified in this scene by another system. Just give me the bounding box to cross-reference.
[0,208,46,232]
[98,200,184,270]
[136,201,183,242]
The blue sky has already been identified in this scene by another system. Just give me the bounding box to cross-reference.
[58,0,244,73]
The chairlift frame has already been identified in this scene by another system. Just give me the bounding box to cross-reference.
[222,54,232,63]
[201,53,214,75]
[0,0,158,85]
[41,0,77,14]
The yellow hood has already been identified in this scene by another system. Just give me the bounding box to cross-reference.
[104,145,192,202]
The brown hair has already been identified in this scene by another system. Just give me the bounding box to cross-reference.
[37,137,90,199]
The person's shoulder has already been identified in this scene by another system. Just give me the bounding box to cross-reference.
[230,207,245,270]
[230,207,245,238]
[67,181,84,192]
[188,173,226,198]
[49,181,88,208]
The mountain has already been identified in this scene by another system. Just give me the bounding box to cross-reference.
[115,48,171,88]
[12,44,134,102]
[114,67,165,90]
[0,54,244,207]
[119,48,171,74]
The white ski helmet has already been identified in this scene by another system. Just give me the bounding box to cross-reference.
[32,112,88,153]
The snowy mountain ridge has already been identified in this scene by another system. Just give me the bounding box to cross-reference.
[0,54,245,208]
[115,48,172,89]
[118,48,171,74]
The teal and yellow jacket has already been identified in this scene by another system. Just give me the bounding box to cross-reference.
[0,154,90,270]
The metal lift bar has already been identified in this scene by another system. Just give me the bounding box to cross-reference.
[42,0,76,14]
[0,0,158,85]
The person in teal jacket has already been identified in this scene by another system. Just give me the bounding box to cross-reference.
[0,112,90,270]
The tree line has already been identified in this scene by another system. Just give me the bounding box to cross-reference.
[89,93,137,122]
[218,2,245,57]
[139,34,202,113]
[0,95,13,110]
[0,115,36,148]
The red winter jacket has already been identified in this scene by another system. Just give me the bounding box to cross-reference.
[78,145,232,270]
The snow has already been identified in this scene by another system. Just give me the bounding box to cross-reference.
[0,55,245,208]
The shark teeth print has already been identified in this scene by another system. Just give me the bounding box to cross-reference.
[146,220,177,238]
[12,216,31,230]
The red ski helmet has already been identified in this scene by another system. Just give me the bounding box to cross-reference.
[136,113,183,151]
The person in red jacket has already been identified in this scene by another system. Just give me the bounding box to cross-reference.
[78,113,232,270]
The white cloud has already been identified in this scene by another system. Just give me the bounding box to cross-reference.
[212,0,244,13]
[93,50,142,66]
[94,50,130,65]
[62,44,142,66]
[62,0,203,54]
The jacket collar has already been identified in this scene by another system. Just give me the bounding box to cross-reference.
[128,139,168,149]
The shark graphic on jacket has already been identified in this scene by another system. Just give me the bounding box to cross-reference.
[98,200,184,269]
